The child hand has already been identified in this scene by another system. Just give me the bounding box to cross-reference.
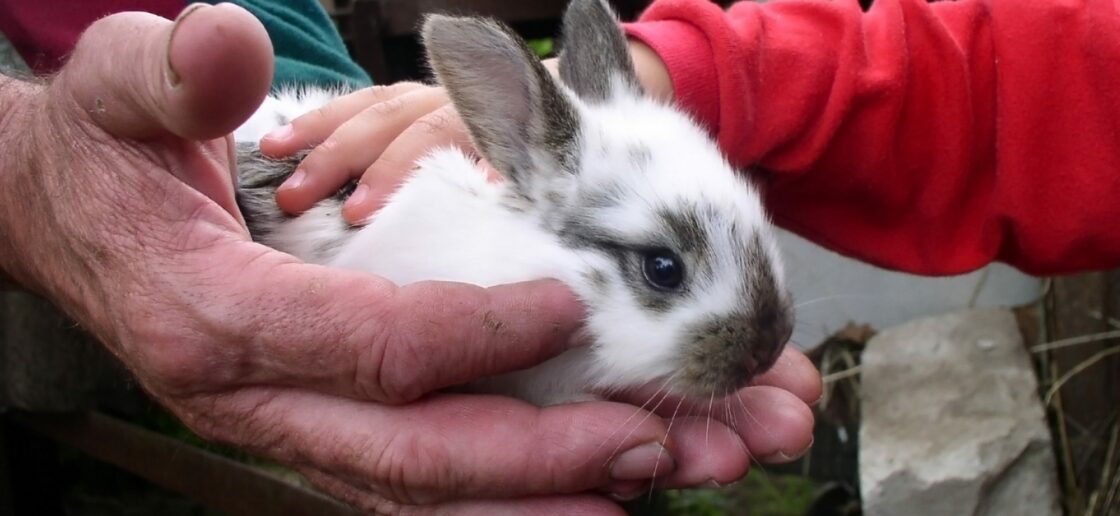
[260,82,485,225]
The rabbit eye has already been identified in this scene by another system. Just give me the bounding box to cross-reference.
[642,251,684,290]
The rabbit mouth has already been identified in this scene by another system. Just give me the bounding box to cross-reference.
[672,350,781,398]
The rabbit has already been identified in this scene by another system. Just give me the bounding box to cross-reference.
[233,0,794,407]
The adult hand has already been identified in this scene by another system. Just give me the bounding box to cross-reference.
[0,5,819,513]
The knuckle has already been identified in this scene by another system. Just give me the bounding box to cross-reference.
[413,113,452,136]
[369,156,412,179]
[354,283,495,404]
[309,137,342,162]
[301,142,352,178]
[364,325,427,403]
[371,432,457,505]
[367,96,407,119]
[308,103,333,122]
[288,111,317,134]
[180,390,285,453]
[175,402,225,443]
[365,81,423,102]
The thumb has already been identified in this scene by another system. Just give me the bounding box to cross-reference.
[56,3,273,141]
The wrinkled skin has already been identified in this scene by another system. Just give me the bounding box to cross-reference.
[0,4,820,514]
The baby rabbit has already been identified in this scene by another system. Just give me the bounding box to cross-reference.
[234,0,793,406]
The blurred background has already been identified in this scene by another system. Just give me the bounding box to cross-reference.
[1,1,1115,515]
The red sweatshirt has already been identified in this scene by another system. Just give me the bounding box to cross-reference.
[0,1,182,73]
[626,0,1120,276]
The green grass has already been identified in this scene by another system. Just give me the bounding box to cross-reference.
[626,470,818,516]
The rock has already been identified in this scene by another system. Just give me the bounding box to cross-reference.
[858,309,1061,516]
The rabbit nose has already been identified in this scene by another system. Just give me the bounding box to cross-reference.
[750,301,794,375]
[730,288,794,379]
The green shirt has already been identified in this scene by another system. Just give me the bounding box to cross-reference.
[206,0,374,90]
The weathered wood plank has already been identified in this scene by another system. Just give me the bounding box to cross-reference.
[15,412,360,516]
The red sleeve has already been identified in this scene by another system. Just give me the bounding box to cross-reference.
[625,0,1120,276]
[0,0,184,74]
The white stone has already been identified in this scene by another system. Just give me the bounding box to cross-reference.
[858,309,1061,516]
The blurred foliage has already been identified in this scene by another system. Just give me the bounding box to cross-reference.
[527,38,554,58]
[626,470,818,516]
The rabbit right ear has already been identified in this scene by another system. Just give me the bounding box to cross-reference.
[422,15,580,200]
[558,0,642,102]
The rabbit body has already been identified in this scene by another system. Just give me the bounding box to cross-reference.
[235,0,794,406]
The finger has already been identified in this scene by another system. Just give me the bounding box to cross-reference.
[477,157,503,183]
[656,416,751,487]
[193,389,674,506]
[259,82,428,157]
[749,347,823,405]
[342,104,475,224]
[153,244,586,404]
[274,87,449,215]
[613,386,814,467]
[57,4,272,141]
[303,469,623,516]
[713,386,815,464]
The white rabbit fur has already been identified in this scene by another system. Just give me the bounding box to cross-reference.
[233,0,793,406]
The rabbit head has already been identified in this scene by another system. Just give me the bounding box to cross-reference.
[422,0,793,399]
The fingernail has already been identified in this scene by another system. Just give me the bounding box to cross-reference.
[167,3,208,86]
[263,124,293,144]
[759,436,813,464]
[611,443,675,481]
[605,481,647,502]
[346,183,370,209]
[704,478,724,489]
[279,169,306,191]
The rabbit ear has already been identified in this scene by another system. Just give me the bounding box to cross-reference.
[558,0,642,102]
[422,15,580,195]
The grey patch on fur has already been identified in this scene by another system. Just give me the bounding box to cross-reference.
[627,144,652,170]
[580,182,626,211]
[584,269,610,295]
[743,234,792,365]
[657,205,710,256]
[236,142,301,242]
[558,0,642,102]
[422,15,580,204]
[556,211,619,251]
[544,190,565,207]
[235,142,355,250]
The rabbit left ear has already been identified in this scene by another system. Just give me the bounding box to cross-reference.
[422,15,580,201]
